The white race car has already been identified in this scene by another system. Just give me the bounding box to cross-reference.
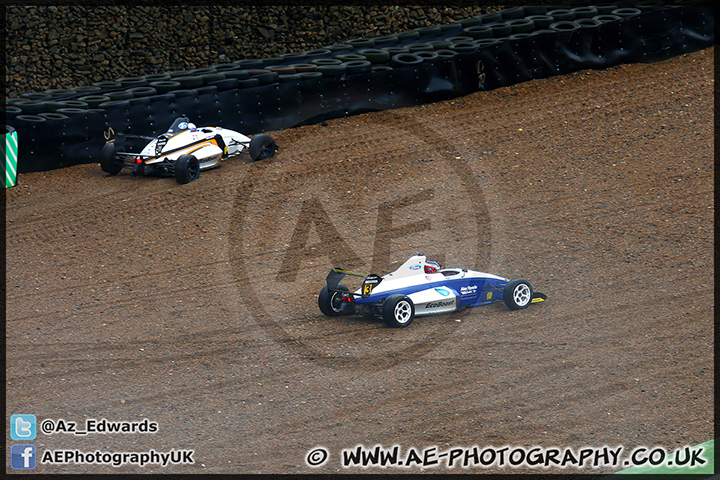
[319,254,546,327]
[100,116,278,183]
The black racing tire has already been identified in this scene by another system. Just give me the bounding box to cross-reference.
[19,92,51,101]
[41,100,64,111]
[72,85,102,95]
[501,6,526,19]
[458,16,483,27]
[549,21,580,33]
[480,11,503,23]
[503,279,533,310]
[311,58,343,66]
[488,22,512,37]
[415,25,442,36]
[572,6,598,19]
[464,25,493,39]
[142,73,172,82]
[126,86,157,98]
[105,90,134,101]
[237,78,260,88]
[323,43,353,53]
[357,48,390,64]
[547,9,575,21]
[405,43,434,53]
[304,48,331,57]
[390,53,424,68]
[300,71,324,80]
[149,80,182,94]
[450,42,478,54]
[175,154,200,184]
[415,51,439,62]
[201,72,226,85]
[344,60,372,74]
[100,142,123,176]
[5,106,22,120]
[318,284,355,317]
[209,78,239,90]
[196,85,218,95]
[222,69,251,80]
[382,294,415,328]
[335,54,366,62]
[289,63,317,72]
[55,107,89,116]
[38,112,69,121]
[396,30,420,42]
[445,35,474,44]
[78,95,111,108]
[611,7,642,18]
[15,100,47,114]
[14,115,46,124]
[373,34,399,45]
[383,45,408,54]
[435,49,458,60]
[249,133,278,161]
[249,70,279,85]
[526,15,554,29]
[278,74,303,84]
[577,18,602,28]
[175,75,204,89]
[428,40,453,50]
[344,38,375,49]
[117,76,147,88]
[507,18,536,34]
[593,14,621,24]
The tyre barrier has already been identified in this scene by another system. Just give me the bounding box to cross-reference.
[357,48,391,64]
[3,125,18,187]
[5,4,714,173]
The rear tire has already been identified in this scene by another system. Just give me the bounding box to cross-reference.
[382,294,415,328]
[100,142,123,175]
[503,279,533,310]
[175,154,200,184]
[318,284,354,317]
[249,133,278,161]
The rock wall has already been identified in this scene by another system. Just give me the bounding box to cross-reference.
[6,5,514,98]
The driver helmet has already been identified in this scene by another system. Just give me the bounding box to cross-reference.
[424,260,442,274]
[188,123,197,131]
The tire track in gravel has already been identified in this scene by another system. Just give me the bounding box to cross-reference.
[5,48,713,474]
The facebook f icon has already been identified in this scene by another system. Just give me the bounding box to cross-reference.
[11,444,37,470]
[11,414,36,440]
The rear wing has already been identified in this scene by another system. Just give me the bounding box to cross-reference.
[326,268,382,299]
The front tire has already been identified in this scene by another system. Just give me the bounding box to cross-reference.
[382,294,415,328]
[503,279,533,310]
[100,142,123,175]
[175,154,200,184]
[318,284,354,317]
[249,133,278,161]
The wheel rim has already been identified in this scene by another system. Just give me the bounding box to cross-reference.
[330,292,344,313]
[394,300,412,323]
[188,160,199,179]
[257,143,275,160]
[513,284,531,306]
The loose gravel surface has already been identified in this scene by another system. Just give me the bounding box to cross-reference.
[5,47,713,474]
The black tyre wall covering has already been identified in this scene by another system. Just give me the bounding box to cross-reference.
[6,4,714,173]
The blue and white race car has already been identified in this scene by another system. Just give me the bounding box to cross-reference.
[319,254,546,327]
